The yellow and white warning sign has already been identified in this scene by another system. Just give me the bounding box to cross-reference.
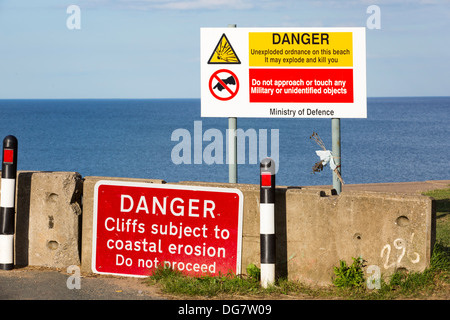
[201,27,366,119]
[248,32,353,67]
[208,33,241,64]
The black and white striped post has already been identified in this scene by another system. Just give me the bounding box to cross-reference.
[0,135,18,270]
[260,157,275,288]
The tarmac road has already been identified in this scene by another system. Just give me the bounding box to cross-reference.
[0,266,165,300]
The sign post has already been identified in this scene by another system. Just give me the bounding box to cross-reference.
[228,116,237,183]
[332,118,342,194]
[227,24,238,184]
[201,27,366,191]
[92,181,244,277]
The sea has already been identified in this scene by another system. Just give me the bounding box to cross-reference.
[0,97,448,187]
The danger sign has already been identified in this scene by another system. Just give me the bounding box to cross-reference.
[208,33,241,64]
[200,27,366,118]
[92,180,243,277]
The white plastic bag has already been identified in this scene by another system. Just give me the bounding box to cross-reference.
[315,150,337,170]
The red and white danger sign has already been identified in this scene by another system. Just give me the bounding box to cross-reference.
[92,180,243,277]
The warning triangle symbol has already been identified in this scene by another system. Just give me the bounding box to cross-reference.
[208,33,241,64]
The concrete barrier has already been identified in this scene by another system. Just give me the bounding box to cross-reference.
[4,171,436,286]
[284,187,435,285]
[4,171,83,268]
[157,181,436,285]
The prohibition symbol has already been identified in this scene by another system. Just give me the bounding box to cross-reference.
[209,69,239,101]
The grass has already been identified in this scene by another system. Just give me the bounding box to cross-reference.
[147,267,261,298]
[425,188,450,246]
[146,187,450,300]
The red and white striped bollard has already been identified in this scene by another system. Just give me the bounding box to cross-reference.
[0,135,18,270]
[260,157,275,288]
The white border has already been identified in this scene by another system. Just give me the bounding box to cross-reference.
[92,180,244,278]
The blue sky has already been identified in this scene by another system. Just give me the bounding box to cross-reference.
[0,0,449,99]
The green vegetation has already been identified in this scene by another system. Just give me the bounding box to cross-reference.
[425,188,450,247]
[332,257,366,288]
[147,267,261,297]
[146,187,450,300]
[335,243,449,300]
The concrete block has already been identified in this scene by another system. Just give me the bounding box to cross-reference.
[165,182,436,285]
[284,188,435,285]
[12,172,83,268]
[81,176,166,274]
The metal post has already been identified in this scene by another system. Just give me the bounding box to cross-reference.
[228,23,238,184]
[0,135,18,270]
[331,118,341,194]
[260,157,275,288]
[228,117,237,183]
